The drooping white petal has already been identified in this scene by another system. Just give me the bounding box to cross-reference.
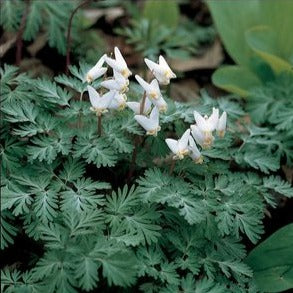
[86,54,108,83]
[127,98,152,115]
[100,79,121,91]
[114,47,127,68]
[109,92,127,110]
[188,136,202,162]
[151,95,167,113]
[134,115,156,132]
[207,107,219,131]
[150,106,159,125]
[178,129,190,151]
[135,75,151,92]
[165,139,178,154]
[96,54,107,68]
[159,55,176,78]
[190,124,205,146]
[99,91,115,108]
[144,58,162,74]
[150,79,160,92]
[217,111,227,131]
[87,85,100,108]
[193,111,207,131]
[126,102,140,114]
[104,56,122,72]
[217,111,227,137]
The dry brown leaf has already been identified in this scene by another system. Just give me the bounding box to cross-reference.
[170,79,200,102]
[27,33,47,56]
[169,38,224,72]
[19,58,53,78]
[0,32,17,58]
[282,165,293,183]
[83,7,124,24]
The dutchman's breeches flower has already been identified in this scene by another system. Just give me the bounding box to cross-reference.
[109,92,127,111]
[135,75,167,112]
[86,54,107,83]
[134,106,161,136]
[104,47,132,78]
[100,71,129,93]
[87,85,115,116]
[127,97,152,115]
[144,55,176,85]
[193,107,219,148]
[165,129,190,160]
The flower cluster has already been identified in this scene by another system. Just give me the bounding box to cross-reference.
[127,56,176,136]
[165,108,227,163]
[86,47,131,116]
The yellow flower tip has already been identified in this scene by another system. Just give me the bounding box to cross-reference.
[194,156,204,165]
[149,91,158,99]
[146,126,161,136]
[218,130,225,138]
[118,103,126,111]
[121,68,131,78]
[158,105,167,113]
[164,70,172,79]
[176,149,189,160]
[86,74,93,83]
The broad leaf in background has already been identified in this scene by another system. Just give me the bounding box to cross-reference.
[207,0,293,96]
[143,0,179,29]
[246,224,293,292]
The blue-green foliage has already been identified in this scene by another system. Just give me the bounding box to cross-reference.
[1,64,292,293]
[0,0,76,55]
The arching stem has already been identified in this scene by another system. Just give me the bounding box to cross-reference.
[65,0,90,74]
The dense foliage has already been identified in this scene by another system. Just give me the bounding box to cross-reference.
[1,62,292,292]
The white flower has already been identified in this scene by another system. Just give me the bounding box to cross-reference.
[135,75,168,112]
[151,95,168,113]
[188,136,203,164]
[135,75,162,100]
[144,55,176,85]
[126,97,152,115]
[86,54,107,83]
[134,106,161,136]
[108,92,127,111]
[217,111,227,138]
[165,129,190,160]
[104,47,132,78]
[193,107,219,148]
[190,124,214,149]
[100,71,129,93]
[87,85,115,116]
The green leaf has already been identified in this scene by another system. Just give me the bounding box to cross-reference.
[1,210,18,250]
[263,176,293,198]
[2,100,39,123]
[60,178,107,213]
[143,0,179,29]
[105,185,161,246]
[1,184,33,216]
[27,131,72,164]
[34,78,72,106]
[73,136,118,168]
[246,224,293,292]
[246,26,293,74]
[212,66,261,97]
